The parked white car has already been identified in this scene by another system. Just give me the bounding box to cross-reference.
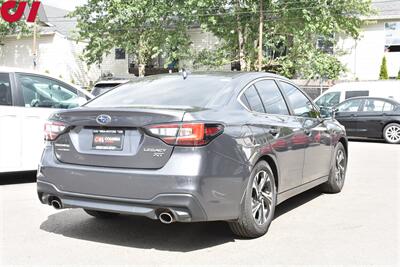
[315,80,400,108]
[0,67,93,173]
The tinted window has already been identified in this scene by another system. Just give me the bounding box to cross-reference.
[345,90,369,99]
[92,87,113,96]
[87,76,231,108]
[363,99,394,112]
[17,74,84,109]
[0,73,12,106]
[255,80,289,115]
[280,82,316,118]
[239,93,251,110]
[316,92,341,107]
[243,86,265,113]
[337,99,363,112]
[92,83,123,96]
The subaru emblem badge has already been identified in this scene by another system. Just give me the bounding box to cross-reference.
[96,114,112,125]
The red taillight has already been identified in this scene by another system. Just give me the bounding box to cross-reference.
[44,121,67,141]
[145,123,224,146]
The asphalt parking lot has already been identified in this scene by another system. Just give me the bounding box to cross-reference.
[0,141,399,266]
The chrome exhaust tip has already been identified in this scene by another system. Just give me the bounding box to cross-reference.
[159,212,175,224]
[50,199,62,210]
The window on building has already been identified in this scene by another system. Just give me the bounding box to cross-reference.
[267,41,288,59]
[385,45,400,52]
[115,48,126,60]
[316,35,334,54]
[385,22,400,52]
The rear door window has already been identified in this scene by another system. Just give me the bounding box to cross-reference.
[363,99,394,112]
[254,80,289,115]
[0,73,12,106]
[345,90,369,99]
[242,85,265,113]
[337,99,363,112]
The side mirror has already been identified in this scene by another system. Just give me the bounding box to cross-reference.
[320,107,338,120]
[332,108,339,119]
[320,107,332,119]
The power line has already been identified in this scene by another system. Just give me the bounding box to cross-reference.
[44,0,395,20]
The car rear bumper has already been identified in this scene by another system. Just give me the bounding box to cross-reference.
[37,145,251,222]
[37,180,206,222]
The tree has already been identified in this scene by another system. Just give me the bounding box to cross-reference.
[397,69,400,80]
[379,56,389,80]
[188,0,372,79]
[71,0,192,77]
[0,0,32,45]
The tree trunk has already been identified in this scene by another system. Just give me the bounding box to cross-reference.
[258,0,264,72]
[138,37,146,77]
[138,64,145,77]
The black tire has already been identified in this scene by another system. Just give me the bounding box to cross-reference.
[229,161,277,238]
[84,209,119,219]
[321,143,347,194]
[383,123,400,144]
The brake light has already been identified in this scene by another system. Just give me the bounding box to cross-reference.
[145,123,224,146]
[44,121,67,141]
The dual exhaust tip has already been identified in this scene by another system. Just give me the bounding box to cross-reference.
[47,195,176,224]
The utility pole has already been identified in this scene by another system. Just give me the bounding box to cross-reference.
[236,0,245,71]
[258,0,264,72]
[32,21,37,69]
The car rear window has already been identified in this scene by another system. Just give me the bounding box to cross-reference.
[87,75,232,108]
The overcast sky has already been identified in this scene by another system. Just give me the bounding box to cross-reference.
[41,0,87,11]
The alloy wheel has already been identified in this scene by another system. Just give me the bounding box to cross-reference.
[251,170,273,225]
[385,125,400,143]
[335,150,346,186]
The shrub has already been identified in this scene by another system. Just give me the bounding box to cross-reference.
[379,56,389,80]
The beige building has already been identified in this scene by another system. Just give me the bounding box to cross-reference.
[0,5,101,87]
[338,1,400,80]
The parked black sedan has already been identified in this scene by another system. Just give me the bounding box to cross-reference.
[334,97,400,144]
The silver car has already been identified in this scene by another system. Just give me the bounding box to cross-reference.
[37,72,348,238]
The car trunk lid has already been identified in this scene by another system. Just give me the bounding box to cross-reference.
[52,107,186,169]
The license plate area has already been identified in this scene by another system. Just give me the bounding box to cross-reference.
[92,129,124,151]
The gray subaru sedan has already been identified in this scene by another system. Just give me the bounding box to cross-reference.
[37,72,348,238]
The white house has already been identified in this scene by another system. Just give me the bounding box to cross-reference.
[99,27,223,78]
[338,0,400,80]
[0,5,101,87]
